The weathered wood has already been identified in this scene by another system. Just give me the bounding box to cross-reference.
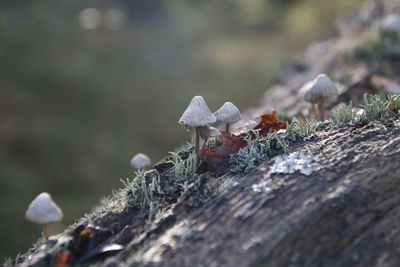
[106,119,400,266]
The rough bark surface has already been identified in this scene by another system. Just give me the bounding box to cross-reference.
[116,119,400,267]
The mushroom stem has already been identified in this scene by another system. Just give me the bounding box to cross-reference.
[318,104,324,121]
[195,127,200,157]
[42,223,50,240]
[225,123,230,133]
[311,103,318,119]
[202,137,209,153]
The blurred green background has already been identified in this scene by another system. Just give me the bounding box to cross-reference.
[0,0,362,259]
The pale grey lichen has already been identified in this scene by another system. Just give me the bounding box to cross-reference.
[170,151,198,182]
[229,139,269,175]
[270,152,321,176]
[286,117,317,140]
[230,131,288,175]
[360,93,390,123]
[330,102,356,127]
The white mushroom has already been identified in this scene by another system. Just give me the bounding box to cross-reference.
[382,14,400,33]
[199,125,220,140]
[179,96,216,156]
[199,125,220,151]
[130,153,151,169]
[302,74,338,120]
[25,192,63,240]
[381,14,400,42]
[213,102,242,132]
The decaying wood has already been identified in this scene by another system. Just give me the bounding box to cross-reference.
[106,119,400,267]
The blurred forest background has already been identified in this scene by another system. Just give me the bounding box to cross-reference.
[0,0,362,259]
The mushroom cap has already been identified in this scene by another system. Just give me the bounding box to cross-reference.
[179,96,216,129]
[130,153,151,168]
[382,14,400,32]
[298,80,314,99]
[303,74,338,106]
[25,192,63,224]
[213,102,242,123]
[199,125,220,139]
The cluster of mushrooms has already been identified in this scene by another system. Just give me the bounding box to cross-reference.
[24,74,338,241]
[26,15,399,238]
[177,74,340,157]
[22,12,400,243]
[23,15,400,244]
[178,96,242,157]
[24,97,243,239]
[176,74,339,158]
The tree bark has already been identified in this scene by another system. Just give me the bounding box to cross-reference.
[107,118,400,267]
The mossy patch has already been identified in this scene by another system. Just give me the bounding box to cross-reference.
[354,34,400,62]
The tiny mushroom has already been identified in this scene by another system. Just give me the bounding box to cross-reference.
[213,102,242,132]
[179,96,217,157]
[199,125,220,151]
[382,14,400,40]
[302,74,338,121]
[25,192,63,240]
[130,153,151,169]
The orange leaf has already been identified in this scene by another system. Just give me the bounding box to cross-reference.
[254,112,287,136]
[389,101,396,113]
[54,252,70,267]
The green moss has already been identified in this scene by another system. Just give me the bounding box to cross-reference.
[169,151,199,183]
[330,102,356,127]
[229,116,320,176]
[286,117,317,140]
[230,131,289,175]
[354,34,400,62]
[118,151,200,225]
[361,93,390,123]
[389,95,400,111]
[229,137,268,175]
[125,170,163,222]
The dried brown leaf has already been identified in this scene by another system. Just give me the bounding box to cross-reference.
[204,132,246,176]
[254,112,287,136]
